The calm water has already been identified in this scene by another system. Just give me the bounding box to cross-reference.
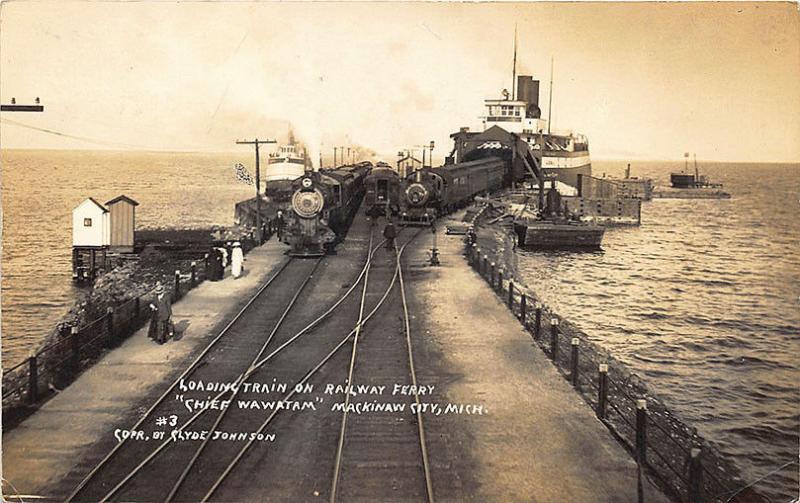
[1,149,255,368]
[515,161,800,500]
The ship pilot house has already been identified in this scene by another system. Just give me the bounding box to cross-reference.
[72,195,138,281]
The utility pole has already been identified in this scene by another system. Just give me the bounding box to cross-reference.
[236,138,276,243]
[547,56,554,136]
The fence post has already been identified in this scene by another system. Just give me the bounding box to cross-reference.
[106,306,115,348]
[520,293,527,325]
[472,244,478,266]
[570,338,580,386]
[508,281,514,308]
[173,270,181,301]
[636,399,648,465]
[28,353,39,404]
[490,262,496,288]
[482,256,488,277]
[191,261,197,287]
[534,304,542,340]
[497,268,503,292]
[71,326,80,374]
[550,318,559,361]
[688,445,704,503]
[598,364,608,420]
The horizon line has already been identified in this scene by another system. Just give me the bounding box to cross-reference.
[0,147,798,165]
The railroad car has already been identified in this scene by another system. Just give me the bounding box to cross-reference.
[283,163,371,256]
[363,163,401,217]
[398,157,507,225]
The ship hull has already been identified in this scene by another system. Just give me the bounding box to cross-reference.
[542,162,592,188]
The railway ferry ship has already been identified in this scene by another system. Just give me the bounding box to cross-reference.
[479,75,591,188]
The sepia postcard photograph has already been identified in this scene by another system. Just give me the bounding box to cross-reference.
[1,1,798,502]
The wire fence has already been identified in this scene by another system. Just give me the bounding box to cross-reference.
[2,235,262,416]
[463,229,779,503]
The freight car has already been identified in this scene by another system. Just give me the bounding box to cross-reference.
[398,156,507,225]
[363,162,401,217]
[283,162,371,256]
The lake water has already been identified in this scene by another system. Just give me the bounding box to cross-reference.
[515,160,799,500]
[1,151,798,499]
[1,149,255,367]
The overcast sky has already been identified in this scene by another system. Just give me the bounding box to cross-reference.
[1,1,798,162]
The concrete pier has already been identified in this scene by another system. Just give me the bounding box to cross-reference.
[405,217,669,502]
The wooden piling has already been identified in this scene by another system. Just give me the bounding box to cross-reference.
[191,261,197,287]
[598,364,608,420]
[688,446,704,503]
[490,262,496,288]
[570,338,580,386]
[520,294,527,325]
[534,304,542,340]
[28,354,38,404]
[508,281,514,308]
[70,326,80,374]
[106,306,115,348]
[636,399,648,465]
[173,270,180,301]
[550,318,559,361]
[482,256,488,277]
[497,268,503,291]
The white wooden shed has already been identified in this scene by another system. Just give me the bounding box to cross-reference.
[72,198,109,247]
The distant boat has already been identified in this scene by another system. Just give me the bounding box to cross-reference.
[670,153,723,189]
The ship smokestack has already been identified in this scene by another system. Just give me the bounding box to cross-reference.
[517,75,541,118]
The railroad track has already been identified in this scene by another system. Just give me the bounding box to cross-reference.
[67,219,432,503]
[329,229,434,503]
[67,228,385,502]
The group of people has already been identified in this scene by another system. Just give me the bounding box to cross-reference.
[207,241,245,281]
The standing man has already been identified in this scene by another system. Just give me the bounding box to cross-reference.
[276,210,285,241]
[383,219,397,251]
[149,282,173,344]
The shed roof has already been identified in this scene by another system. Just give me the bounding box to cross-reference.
[105,194,140,206]
[76,197,108,213]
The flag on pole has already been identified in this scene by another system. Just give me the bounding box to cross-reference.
[233,163,255,186]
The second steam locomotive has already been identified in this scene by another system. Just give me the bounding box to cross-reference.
[363,157,508,225]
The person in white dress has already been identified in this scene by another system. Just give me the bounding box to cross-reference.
[231,242,244,278]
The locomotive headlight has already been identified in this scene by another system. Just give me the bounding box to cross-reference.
[405,183,429,207]
[292,188,325,218]
[301,177,313,189]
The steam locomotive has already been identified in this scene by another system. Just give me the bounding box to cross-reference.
[398,157,507,225]
[283,162,371,256]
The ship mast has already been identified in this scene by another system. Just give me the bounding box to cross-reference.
[511,24,518,100]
